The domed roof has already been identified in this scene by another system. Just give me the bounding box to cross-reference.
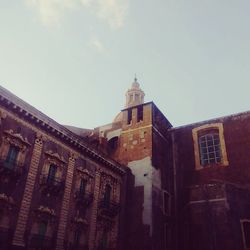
[113,112,123,123]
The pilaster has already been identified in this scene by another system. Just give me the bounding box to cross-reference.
[88,169,101,250]
[12,135,44,248]
[55,155,76,250]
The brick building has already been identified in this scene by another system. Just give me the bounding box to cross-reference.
[0,86,127,250]
[0,79,250,250]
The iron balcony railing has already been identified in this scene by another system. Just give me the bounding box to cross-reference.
[66,242,89,250]
[98,200,120,217]
[0,160,24,177]
[0,227,13,247]
[29,234,54,249]
[74,191,94,207]
[40,175,65,194]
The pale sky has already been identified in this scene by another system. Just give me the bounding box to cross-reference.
[1,0,250,129]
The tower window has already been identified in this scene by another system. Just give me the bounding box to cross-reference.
[137,106,143,122]
[127,109,132,125]
[129,95,133,103]
[198,131,221,166]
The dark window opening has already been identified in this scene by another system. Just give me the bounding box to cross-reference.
[74,229,81,246]
[5,145,19,169]
[137,106,143,122]
[107,137,118,153]
[38,221,47,237]
[47,164,57,183]
[163,191,170,215]
[198,131,221,166]
[103,185,111,208]
[243,221,250,248]
[79,179,87,195]
[100,230,108,250]
[127,109,132,124]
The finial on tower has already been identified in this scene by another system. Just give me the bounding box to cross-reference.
[125,76,145,108]
[134,74,137,82]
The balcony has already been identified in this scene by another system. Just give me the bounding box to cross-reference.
[74,191,94,207]
[40,175,65,195]
[66,242,89,250]
[98,200,120,218]
[96,245,116,250]
[0,227,13,248]
[0,160,24,179]
[29,234,54,249]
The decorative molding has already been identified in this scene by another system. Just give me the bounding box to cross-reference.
[0,107,125,176]
[45,150,67,164]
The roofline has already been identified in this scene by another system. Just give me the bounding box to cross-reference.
[170,109,250,131]
[121,101,154,111]
[0,85,126,175]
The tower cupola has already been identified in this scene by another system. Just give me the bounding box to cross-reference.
[125,77,145,108]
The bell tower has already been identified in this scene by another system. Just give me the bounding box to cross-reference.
[125,77,145,108]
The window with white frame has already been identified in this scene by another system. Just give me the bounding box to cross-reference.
[198,131,221,166]
[192,123,229,170]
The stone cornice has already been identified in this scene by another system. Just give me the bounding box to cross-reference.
[0,86,126,176]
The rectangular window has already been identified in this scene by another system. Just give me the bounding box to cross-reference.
[38,221,47,237]
[198,132,221,166]
[5,145,19,168]
[74,230,81,245]
[127,109,132,125]
[79,179,87,195]
[163,190,170,215]
[47,164,57,182]
[242,221,250,249]
[164,223,171,250]
[137,106,143,122]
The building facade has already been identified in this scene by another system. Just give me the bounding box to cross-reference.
[0,86,127,250]
[0,79,250,250]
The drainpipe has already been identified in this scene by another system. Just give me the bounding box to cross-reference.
[171,132,178,250]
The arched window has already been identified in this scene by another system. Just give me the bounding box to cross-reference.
[107,137,118,153]
[192,123,229,170]
[103,185,111,207]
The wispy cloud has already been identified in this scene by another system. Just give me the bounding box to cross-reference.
[25,0,129,29]
[89,36,107,53]
[25,0,75,26]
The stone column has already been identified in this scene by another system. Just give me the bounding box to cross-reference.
[55,155,75,250]
[12,135,44,248]
[88,169,101,250]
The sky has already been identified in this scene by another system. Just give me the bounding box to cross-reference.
[1,0,250,129]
